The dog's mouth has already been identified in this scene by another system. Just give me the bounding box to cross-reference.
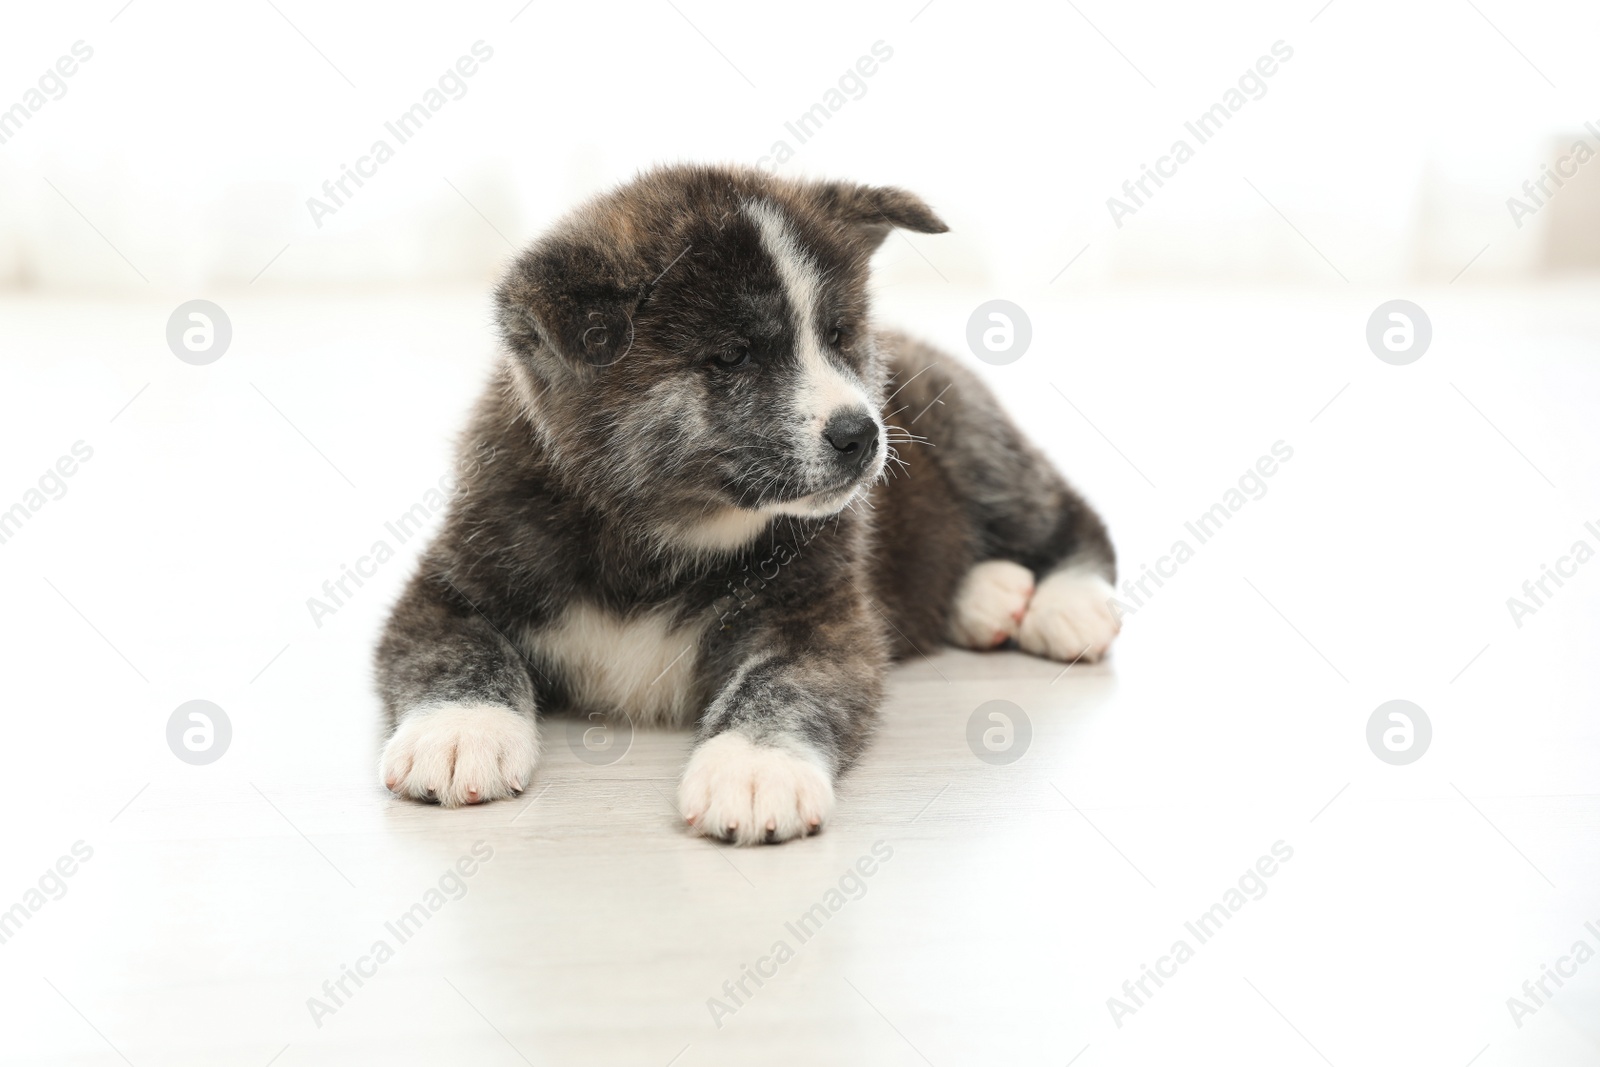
[764,478,865,517]
[793,476,858,501]
[719,440,886,518]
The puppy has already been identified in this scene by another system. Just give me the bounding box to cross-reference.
[375,164,1118,844]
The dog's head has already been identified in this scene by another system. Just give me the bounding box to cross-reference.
[495,164,947,551]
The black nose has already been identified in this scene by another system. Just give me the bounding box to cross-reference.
[824,410,879,470]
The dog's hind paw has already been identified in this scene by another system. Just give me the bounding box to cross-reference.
[1018,568,1120,663]
[947,559,1036,649]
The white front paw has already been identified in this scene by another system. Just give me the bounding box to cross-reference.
[947,559,1036,649]
[1018,568,1121,663]
[677,733,834,846]
[380,703,538,807]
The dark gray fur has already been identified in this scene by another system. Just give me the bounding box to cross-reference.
[375,164,1114,839]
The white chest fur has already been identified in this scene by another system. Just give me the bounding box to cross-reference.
[522,603,707,726]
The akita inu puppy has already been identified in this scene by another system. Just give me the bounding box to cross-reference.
[376,165,1118,844]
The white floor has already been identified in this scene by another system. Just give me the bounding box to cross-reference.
[1,282,1597,1065]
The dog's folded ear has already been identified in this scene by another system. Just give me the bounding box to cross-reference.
[495,232,647,372]
[806,181,949,251]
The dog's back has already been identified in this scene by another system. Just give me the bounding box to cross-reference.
[869,331,1114,657]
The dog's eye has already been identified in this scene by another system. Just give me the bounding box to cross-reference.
[828,327,843,347]
[715,344,751,368]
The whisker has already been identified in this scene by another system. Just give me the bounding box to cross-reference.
[882,361,936,404]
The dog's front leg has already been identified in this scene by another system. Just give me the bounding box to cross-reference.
[375,572,539,807]
[677,621,884,846]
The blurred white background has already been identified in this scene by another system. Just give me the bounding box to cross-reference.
[3,2,1599,1066]
[2,0,1598,290]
